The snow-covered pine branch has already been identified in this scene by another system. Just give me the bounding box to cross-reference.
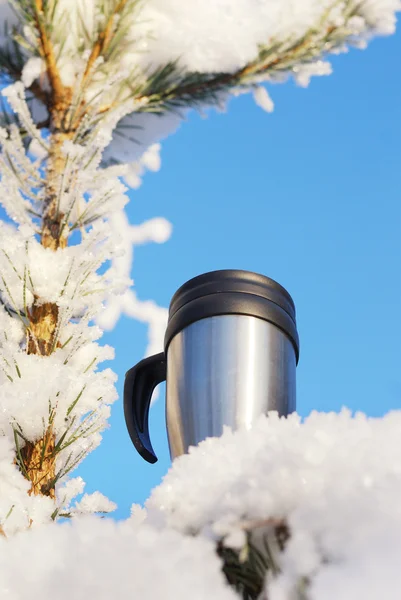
[0,0,398,598]
[0,1,399,169]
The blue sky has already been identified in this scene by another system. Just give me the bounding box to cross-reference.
[4,28,400,519]
[74,27,401,519]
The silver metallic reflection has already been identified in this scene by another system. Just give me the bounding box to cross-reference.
[166,315,296,459]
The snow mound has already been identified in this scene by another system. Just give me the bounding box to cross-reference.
[0,518,236,600]
[146,409,401,599]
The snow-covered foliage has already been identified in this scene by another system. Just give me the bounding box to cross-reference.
[0,79,171,525]
[0,448,116,536]
[10,0,400,85]
[145,410,401,599]
[2,411,401,599]
[97,209,171,356]
[0,0,399,163]
[0,518,237,600]
[0,1,399,598]
[140,0,400,70]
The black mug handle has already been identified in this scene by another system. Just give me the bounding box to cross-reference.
[124,352,167,464]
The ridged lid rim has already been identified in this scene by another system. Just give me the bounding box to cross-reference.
[168,269,296,324]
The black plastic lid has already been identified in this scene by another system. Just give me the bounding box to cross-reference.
[164,269,299,363]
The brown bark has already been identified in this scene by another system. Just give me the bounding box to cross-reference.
[20,428,56,499]
[41,129,72,251]
[27,299,59,356]
[34,0,66,110]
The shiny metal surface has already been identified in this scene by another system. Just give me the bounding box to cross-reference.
[166,315,296,459]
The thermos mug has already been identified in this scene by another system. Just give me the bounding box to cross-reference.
[124,270,299,463]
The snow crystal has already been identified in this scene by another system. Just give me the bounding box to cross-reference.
[21,57,44,89]
[0,303,24,346]
[28,137,49,160]
[0,518,236,600]
[293,60,333,88]
[223,528,247,551]
[253,86,275,112]
[123,144,163,189]
[71,491,117,515]
[146,410,401,598]
[129,504,148,527]
[97,210,171,357]
[57,477,86,510]
[140,144,162,172]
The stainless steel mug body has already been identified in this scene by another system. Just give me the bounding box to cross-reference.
[166,315,296,459]
[124,270,299,463]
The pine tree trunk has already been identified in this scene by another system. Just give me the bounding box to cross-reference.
[21,103,73,499]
